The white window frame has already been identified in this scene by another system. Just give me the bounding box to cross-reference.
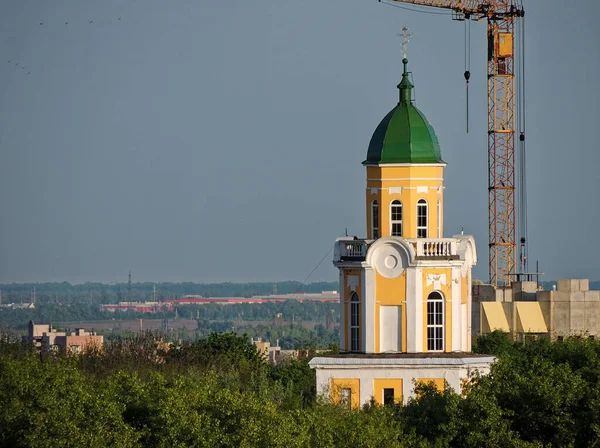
[372,200,379,239]
[390,200,403,237]
[426,291,444,352]
[350,292,360,352]
[417,199,428,238]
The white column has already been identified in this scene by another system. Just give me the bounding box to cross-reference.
[406,267,423,353]
[467,270,472,351]
[339,269,346,352]
[363,267,375,353]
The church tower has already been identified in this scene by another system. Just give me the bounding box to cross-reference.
[365,58,445,242]
[310,47,494,408]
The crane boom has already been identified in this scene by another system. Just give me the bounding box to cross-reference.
[383,0,481,13]
[387,0,519,15]
[386,0,524,287]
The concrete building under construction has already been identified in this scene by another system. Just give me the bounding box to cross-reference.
[474,279,600,339]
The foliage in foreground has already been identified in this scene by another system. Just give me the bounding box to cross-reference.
[1,332,600,447]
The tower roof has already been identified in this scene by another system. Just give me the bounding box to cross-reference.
[364,58,444,165]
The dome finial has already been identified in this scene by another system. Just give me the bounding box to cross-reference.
[397,26,414,104]
[398,57,413,104]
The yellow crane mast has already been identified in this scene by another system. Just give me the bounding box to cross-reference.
[385,0,524,287]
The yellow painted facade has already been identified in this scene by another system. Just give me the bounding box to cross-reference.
[330,378,360,410]
[373,379,403,405]
[416,378,446,392]
[366,165,444,239]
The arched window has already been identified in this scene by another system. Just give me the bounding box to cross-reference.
[427,291,444,351]
[350,292,360,352]
[372,201,379,239]
[417,199,428,238]
[391,200,402,237]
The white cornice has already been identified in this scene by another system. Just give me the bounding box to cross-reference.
[366,178,444,181]
[364,163,447,168]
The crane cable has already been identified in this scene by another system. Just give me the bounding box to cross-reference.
[517,14,528,274]
[464,17,471,133]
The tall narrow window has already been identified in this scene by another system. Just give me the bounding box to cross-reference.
[417,199,428,238]
[350,292,360,352]
[427,292,444,351]
[391,200,403,237]
[372,200,379,239]
[437,199,441,238]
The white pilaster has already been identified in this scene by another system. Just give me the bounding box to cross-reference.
[338,269,346,352]
[406,267,423,353]
[363,267,376,353]
[467,270,472,351]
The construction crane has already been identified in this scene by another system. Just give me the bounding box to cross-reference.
[383,0,525,287]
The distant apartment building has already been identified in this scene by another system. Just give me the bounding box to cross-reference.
[251,337,281,364]
[23,320,103,354]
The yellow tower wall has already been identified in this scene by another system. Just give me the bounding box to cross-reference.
[366,165,444,239]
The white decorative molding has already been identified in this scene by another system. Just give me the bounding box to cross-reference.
[426,273,447,290]
[416,186,428,194]
[370,244,408,279]
[370,188,378,195]
[389,186,402,195]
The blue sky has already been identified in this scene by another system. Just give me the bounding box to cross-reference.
[0,0,598,284]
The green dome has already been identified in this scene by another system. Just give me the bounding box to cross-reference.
[364,59,444,165]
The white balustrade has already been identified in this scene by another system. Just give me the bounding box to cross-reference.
[334,239,368,261]
[413,239,456,257]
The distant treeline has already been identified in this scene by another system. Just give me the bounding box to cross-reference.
[0,300,340,333]
[0,281,339,305]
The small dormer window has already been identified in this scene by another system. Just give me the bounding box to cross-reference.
[417,199,428,238]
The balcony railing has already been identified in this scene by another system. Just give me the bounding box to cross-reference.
[333,237,459,264]
[410,238,458,258]
[334,239,369,262]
